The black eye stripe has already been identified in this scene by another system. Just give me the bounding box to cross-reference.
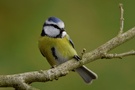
[44,24,61,30]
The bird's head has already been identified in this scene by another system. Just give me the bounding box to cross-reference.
[41,17,67,38]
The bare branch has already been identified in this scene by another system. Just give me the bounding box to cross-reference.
[119,3,124,35]
[101,50,135,59]
[1,24,134,90]
[0,66,70,90]
[81,26,135,65]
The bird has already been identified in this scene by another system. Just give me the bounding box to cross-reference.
[38,16,97,83]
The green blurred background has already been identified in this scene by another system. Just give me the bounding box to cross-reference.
[0,0,135,90]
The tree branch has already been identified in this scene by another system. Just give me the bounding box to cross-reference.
[101,50,135,59]
[0,3,135,90]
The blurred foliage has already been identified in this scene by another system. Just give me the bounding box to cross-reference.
[0,0,135,90]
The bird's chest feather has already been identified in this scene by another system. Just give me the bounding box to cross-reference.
[38,36,77,66]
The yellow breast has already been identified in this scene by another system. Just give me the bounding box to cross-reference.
[38,35,77,66]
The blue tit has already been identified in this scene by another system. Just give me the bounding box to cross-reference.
[38,17,97,83]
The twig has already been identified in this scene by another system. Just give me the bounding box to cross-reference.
[101,50,135,59]
[119,3,124,35]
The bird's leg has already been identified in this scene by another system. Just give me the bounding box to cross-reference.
[72,55,81,72]
[73,55,81,61]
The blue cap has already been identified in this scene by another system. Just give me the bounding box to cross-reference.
[48,17,62,23]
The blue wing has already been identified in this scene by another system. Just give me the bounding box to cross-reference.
[66,35,75,48]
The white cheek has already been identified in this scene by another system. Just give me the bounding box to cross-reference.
[44,26,60,37]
